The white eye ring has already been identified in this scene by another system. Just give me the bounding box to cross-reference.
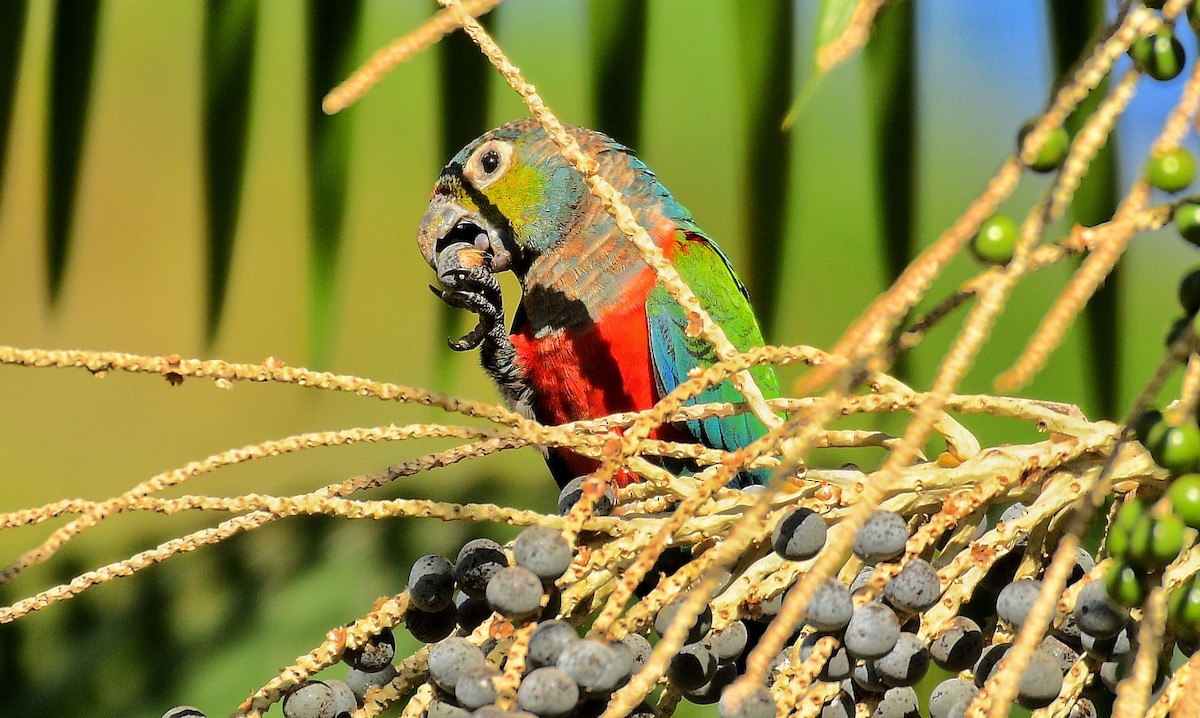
[463,140,513,189]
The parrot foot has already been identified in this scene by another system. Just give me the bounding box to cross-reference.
[429,266,506,352]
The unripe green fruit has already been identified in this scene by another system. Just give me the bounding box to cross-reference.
[1017,119,1069,173]
[1133,409,1164,445]
[1170,472,1200,528]
[1148,147,1197,193]
[972,214,1017,265]
[1180,268,1200,315]
[1169,315,1193,346]
[1176,204,1200,247]
[1130,27,1186,81]
[1107,497,1145,560]
[1104,560,1145,607]
[1127,513,1185,570]
[1148,420,1200,473]
[1169,575,1200,640]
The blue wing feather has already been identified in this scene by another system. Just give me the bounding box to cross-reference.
[645,230,780,487]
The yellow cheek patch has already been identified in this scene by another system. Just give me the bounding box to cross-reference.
[484,164,543,234]
[448,186,482,216]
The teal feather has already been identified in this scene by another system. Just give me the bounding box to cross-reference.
[646,229,780,487]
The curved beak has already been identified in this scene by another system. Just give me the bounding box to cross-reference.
[418,195,517,285]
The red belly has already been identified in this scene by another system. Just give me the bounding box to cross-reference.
[512,306,656,423]
[511,302,684,485]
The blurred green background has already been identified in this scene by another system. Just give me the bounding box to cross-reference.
[0,1,1196,715]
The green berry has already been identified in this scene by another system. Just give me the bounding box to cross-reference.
[1169,315,1193,346]
[1169,575,1200,640]
[1181,268,1200,315]
[1130,27,1186,81]
[1155,513,1188,564]
[1177,204,1200,248]
[1148,147,1197,193]
[972,214,1018,265]
[1108,497,1145,560]
[1128,513,1186,569]
[1149,421,1200,473]
[1104,561,1146,607]
[1018,119,1070,173]
[1128,514,1157,568]
[1133,409,1164,445]
[1146,418,1167,455]
[1170,473,1200,528]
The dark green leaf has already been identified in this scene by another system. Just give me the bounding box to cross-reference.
[815,0,860,55]
[783,0,860,138]
[433,17,493,390]
[307,0,363,366]
[202,0,258,343]
[437,26,492,174]
[863,4,915,279]
[863,3,914,378]
[0,2,28,212]
[45,0,101,303]
[589,0,647,149]
[1050,0,1120,419]
[735,0,793,339]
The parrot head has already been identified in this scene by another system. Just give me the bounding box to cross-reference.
[418,119,594,288]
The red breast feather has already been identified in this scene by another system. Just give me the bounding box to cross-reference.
[510,266,687,485]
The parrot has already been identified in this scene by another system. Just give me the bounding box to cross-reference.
[417,119,779,490]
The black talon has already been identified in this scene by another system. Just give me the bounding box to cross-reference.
[438,287,497,351]
[449,323,488,351]
[429,266,505,352]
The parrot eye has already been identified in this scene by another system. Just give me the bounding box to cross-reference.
[481,150,500,174]
[464,140,513,189]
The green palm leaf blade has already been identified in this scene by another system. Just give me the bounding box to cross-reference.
[306,0,363,367]
[432,23,492,391]
[1050,0,1120,418]
[588,0,647,149]
[816,0,860,56]
[864,3,915,284]
[781,0,859,129]
[202,0,259,344]
[0,1,27,213]
[863,3,915,376]
[44,0,101,303]
[734,0,793,339]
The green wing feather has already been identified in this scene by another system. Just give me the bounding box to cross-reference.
[646,230,779,486]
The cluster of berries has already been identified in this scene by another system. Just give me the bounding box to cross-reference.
[1113,401,1200,647]
[161,459,1197,718]
[972,1,1200,266]
[762,507,1090,716]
